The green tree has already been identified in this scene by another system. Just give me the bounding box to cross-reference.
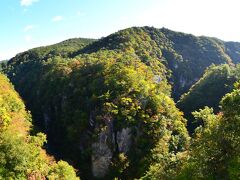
[48,161,80,180]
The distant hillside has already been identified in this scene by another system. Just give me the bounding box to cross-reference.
[3,26,240,179]
[0,60,7,71]
[224,41,240,63]
[9,38,95,66]
[177,64,240,132]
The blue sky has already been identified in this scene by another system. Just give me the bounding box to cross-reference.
[1,0,240,59]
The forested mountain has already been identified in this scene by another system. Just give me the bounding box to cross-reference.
[2,26,240,179]
[4,34,190,179]
[76,27,240,99]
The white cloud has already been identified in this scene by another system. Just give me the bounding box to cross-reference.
[52,16,64,22]
[25,35,32,43]
[24,25,36,32]
[20,0,39,7]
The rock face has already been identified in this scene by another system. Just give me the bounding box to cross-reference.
[117,127,131,153]
[91,121,132,178]
[92,131,113,178]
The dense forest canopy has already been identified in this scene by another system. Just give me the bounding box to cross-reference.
[0,73,79,179]
[1,26,240,179]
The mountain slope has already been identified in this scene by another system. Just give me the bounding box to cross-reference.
[0,73,79,179]
[144,84,240,179]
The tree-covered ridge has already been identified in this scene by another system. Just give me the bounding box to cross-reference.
[0,73,79,179]
[0,73,27,129]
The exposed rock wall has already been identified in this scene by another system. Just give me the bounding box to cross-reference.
[91,120,132,178]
